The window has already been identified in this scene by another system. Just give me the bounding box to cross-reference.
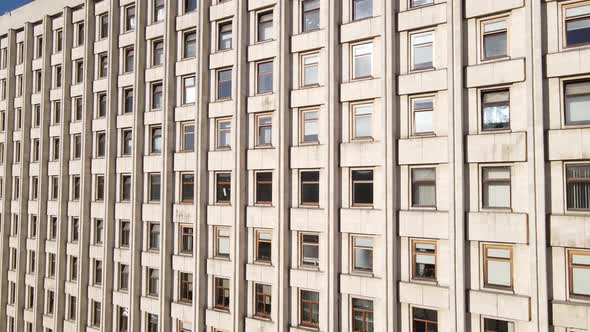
[120,220,131,247]
[255,284,272,318]
[351,170,373,206]
[76,22,85,46]
[70,256,78,280]
[54,65,62,88]
[564,3,590,47]
[216,173,231,203]
[183,31,197,59]
[352,42,373,79]
[302,0,320,32]
[149,173,161,202]
[124,47,134,73]
[149,82,163,111]
[96,175,105,201]
[154,0,165,22]
[483,244,513,289]
[149,222,161,250]
[98,92,107,117]
[49,217,58,240]
[71,218,79,242]
[482,18,508,60]
[15,108,21,129]
[352,236,373,273]
[352,0,372,21]
[214,227,230,258]
[214,277,230,310]
[410,0,433,8]
[75,60,84,83]
[179,273,193,303]
[47,253,56,277]
[300,233,319,267]
[411,31,434,70]
[351,298,373,332]
[54,101,62,124]
[256,114,272,146]
[180,225,193,254]
[181,173,194,202]
[257,61,273,94]
[412,240,436,281]
[121,174,132,201]
[122,128,133,156]
[99,13,109,39]
[17,42,24,64]
[255,230,272,262]
[351,103,372,140]
[152,39,164,66]
[183,76,196,104]
[568,250,590,297]
[300,170,320,206]
[68,295,77,320]
[216,118,231,148]
[483,318,515,332]
[256,172,273,204]
[96,132,106,157]
[413,307,437,332]
[302,53,319,87]
[217,68,232,100]
[257,11,273,42]
[482,167,511,209]
[123,87,134,114]
[184,0,197,14]
[564,80,590,125]
[411,168,436,208]
[148,268,159,296]
[119,307,129,332]
[482,89,510,130]
[32,140,39,162]
[94,260,103,284]
[124,5,136,32]
[34,70,42,92]
[180,122,195,151]
[218,21,233,50]
[29,215,37,238]
[300,290,319,328]
[301,109,319,143]
[72,175,80,200]
[567,164,590,211]
[0,48,6,69]
[46,291,55,315]
[74,97,83,120]
[411,97,434,135]
[16,75,23,96]
[150,126,162,154]
[73,134,82,159]
[35,36,43,58]
[55,29,63,53]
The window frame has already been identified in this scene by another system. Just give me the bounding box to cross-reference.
[214,277,230,311]
[300,170,320,207]
[351,41,374,80]
[179,272,193,303]
[562,1,590,49]
[351,298,374,332]
[411,239,437,282]
[411,167,437,209]
[217,20,233,51]
[180,121,195,152]
[180,224,194,254]
[182,30,197,59]
[216,68,233,100]
[256,60,274,94]
[151,39,164,67]
[482,243,513,290]
[216,117,232,149]
[565,163,590,212]
[568,249,590,298]
[255,229,272,263]
[480,88,511,132]
[98,13,109,40]
[215,172,231,204]
[350,102,373,141]
[563,78,590,127]
[123,4,136,32]
[300,108,320,144]
[214,226,231,259]
[482,317,515,332]
[412,307,438,332]
[255,171,273,205]
[148,173,161,202]
[301,52,320,87]
[410,96,435,137]
[182,75,196,105]
[410,30,435,71]
[254,283,272,318]
[257,10,274,43]
[255,113,273,147]
[180,172,195,203]
[299,289,320,328]
[299,232,320,268]
[481,166,512,210]
[480,16,509,62]
[351,169,374,207]
[301,0,321,33]
[351,235,373,274]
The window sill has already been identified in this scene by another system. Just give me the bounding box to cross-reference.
[252,39,275,46]
[410,132,436,138]
[410,277,438,286]
[479,128,512,135]
[214,48,234,54]
[253,260,273,266]
[404,3,436,12]
[482,285,515,295]
[409,66,437,73]
[347,15,377,25]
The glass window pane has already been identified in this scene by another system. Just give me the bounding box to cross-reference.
[484,183,511,208]
[566,94,590,124]
[484,32,507,59]
[353,0,372,20]
[483,104,510,130]
[487,260,511,287]
[413,44,433,69]
[566,4,590,17]
[572,254,590,265]
[566,17,590,46]
[573,267,590,295]
[414,110,433,133]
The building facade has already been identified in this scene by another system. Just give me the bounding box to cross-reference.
[0,0,588,331]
